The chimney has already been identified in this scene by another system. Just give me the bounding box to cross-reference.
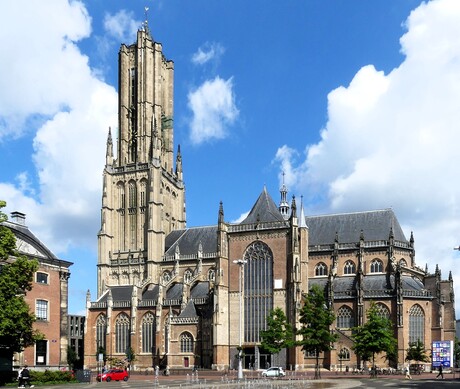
[10,212,26,225]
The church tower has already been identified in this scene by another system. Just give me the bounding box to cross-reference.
[97,25,186,296]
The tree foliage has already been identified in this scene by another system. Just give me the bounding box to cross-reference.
[0,201,41,353]
[260,307,294,364]
[352,302,397,372]
[405,339,429,364]
[297,284,338,379]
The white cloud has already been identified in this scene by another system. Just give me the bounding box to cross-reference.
[188,76,239,145]
[103,9,140,43]
[275,0,460,305]
[0,0,118,253]
[192,42,225,65]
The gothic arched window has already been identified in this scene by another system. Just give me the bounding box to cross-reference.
[142,312,155,353]
[315,262,328,277]
[339,347,350,360]
[243,241,273,343]
[409,304,425,345]
[115,313,130,353]
[184,269,193,283]
[96,314,107,351]
[343,260,356,275]
[370,259,383,273]
[162,271,171,284]
[208,268,215,282]
[399,259,407,267]
[337,305,354,329]
[375,303,390,319]
[180,332,194,353]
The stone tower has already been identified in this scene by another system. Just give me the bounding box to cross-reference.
[97,26,186,296]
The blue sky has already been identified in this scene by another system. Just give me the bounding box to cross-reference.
[1,0,460,315]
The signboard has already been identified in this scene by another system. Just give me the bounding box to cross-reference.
[98,353,104,363]
[432,340,453,368]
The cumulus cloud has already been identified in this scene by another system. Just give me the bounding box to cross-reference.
[188,76,239,144]
[103,9,140,43]
[275,0,460,294]
[0,0,118,252]
[192,42,225,65]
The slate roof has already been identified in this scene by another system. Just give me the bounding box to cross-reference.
[240,187,285,224]
[191,281,210,299]
[305,209,407,246]
[142,284,159,300]
[165,226,218,256]
[165,283,183,300]
[178,300,198,318]
[98,285,133,302]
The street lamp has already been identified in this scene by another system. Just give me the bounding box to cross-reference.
[233,259,247,380]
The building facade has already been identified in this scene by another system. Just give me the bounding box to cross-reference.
[84,25,455,372]
[3,212,72,370]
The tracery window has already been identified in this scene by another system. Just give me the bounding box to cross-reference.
[409,304,425,345]
[243,241,273,343]
[115,313,130,353]
[208,268,215,282]
[180,332,194,353]
[142,312,155,353]
[96,314,107,351]
[315,262,328,277]
[162,271,171,283]
[339,347,350,360]
[184,269,193,283]
[375,303,390,319]
[399,259,407,267]
[336,305,354,329]
[370,259,383,273]
[343,260,356,275]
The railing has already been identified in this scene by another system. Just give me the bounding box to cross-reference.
[139,299,158,307]
[228,220,289,233]
[163,252,217,262]
[113,300,131,308]
[91,301,107,309]
[309,240,411,252]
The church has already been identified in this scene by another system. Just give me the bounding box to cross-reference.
[84,23,455,372]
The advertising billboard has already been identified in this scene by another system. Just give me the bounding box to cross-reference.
[432,340,453,368]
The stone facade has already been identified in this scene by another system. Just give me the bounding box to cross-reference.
[84,25,455,372]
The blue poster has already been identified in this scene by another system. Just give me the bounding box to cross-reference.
[432,340,453,368]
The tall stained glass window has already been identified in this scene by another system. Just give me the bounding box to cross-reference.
[409,304,425,344]
[142,312,155,353]
[243,241,273,343]
[115,313,130,353]
[96,314,107,351]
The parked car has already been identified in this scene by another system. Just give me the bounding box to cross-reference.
[97,369,129,382]
[261,367,285,377]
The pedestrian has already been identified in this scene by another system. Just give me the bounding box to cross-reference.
[404,364,412,380]
[18,365,34,388]
[436,364,444,379]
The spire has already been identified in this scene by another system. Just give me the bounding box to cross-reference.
[142,6,151,36]
[279,172,290,220]
[290,195,297,218]
[106,127,113,166]
[298,195,307,228]
[218,201,224,224]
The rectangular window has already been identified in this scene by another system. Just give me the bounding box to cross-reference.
[36,272,49,284]
[36,300,48,321]
[36,340,47,365]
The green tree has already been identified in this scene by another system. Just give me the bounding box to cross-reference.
[453,337,460,368]
[0,201,41,353]
[260,307,294,366]
[405,339,429,365]
[297,284,338,379]
[67,345,78,370]
[352,302,397,375]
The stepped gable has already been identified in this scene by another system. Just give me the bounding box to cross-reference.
[306,209,407,246]
[240,187,285,224]
[165,226,218,257]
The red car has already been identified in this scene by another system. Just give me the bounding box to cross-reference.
[97,369,129,382]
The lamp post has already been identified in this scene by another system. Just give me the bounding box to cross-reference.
[233,259,247,380]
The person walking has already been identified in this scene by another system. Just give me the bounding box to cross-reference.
[18,366,34,388]
[436,364,444,379]
[404,365,412,380]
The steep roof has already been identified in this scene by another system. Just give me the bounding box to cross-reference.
[98,285,133,302]
[165,226,218,256]
[240,187,285,224]
[306,209,407,245]
[178,300,198,318]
